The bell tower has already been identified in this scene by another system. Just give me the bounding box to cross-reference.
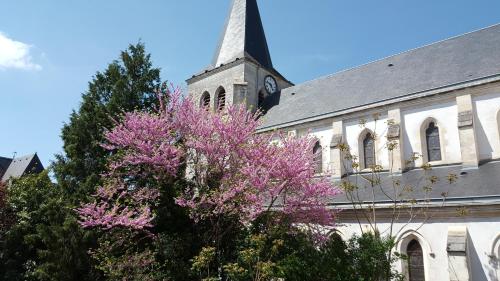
[187,0,292,112]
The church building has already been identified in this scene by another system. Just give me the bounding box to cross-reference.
[187,1,500,280]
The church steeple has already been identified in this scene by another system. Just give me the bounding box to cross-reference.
[212,0,273,70]
[188,0,291,113]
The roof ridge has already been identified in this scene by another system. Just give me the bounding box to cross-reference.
[285,23,500,91]
[12,153,36,159]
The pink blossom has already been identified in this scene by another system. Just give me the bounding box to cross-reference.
[76,181,159,230]
[77,87,341,233]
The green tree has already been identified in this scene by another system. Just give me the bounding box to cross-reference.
[51,42,164,279]
[0,172,101,281]
[0,181,15,273]
[54,42,161,201]
[219,220,402,281]
[346,233,404,281]
[1,43,165,281]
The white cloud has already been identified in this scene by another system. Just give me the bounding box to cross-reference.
[0,32,42,71]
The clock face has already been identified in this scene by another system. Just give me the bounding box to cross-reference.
[264,76,278,94]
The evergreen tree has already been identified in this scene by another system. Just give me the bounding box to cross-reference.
[1,43,165,281]
[54,42,161,201]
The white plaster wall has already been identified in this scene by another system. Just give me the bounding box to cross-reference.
[337,217,500,281]
[402,101,461,166]
[473,93,500,160]
[344,115,390,170]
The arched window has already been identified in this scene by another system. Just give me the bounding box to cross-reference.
[491,233,500,265]
[363,133,376,168]
[407,240,425,281]
[200,92,210,110]
[216,87,226,111]
[329,232,344,244]
[313,141,323,174]
[425,122,441,162]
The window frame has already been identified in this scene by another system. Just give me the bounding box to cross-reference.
[420,118,445,164]
[425,122,442,162]
[396,230,431,281]
[407,239,425,281]
[358,129,377,170]
[313,140,323,174]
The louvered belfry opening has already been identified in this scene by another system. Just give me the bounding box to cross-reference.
[363,133,376,168]
[216,88,226,111]
[313,141,323,174]
[201,92,211,110]
[426,122,442,162]
[407,240,425,281]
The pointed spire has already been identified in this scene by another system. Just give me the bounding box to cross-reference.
[212,0,273,69]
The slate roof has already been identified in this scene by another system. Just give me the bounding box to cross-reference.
[0,157,13,179]
[331,161,500,206]
[1,154,44,182]
[260,24,500,130]
[212,0,273,70]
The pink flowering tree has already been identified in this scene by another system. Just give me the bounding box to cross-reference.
[77,87,340,273]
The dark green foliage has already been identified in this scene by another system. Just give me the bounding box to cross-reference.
[0,181,13,241]
[91,229,162,281]
[54,42,161,201]
[0,43,165,281]
[0,172,101,281]
[346,233,404,281]
[219,221,403,281]
[91,178,203,281]
[282,232,403,281]
[153,180,200,281]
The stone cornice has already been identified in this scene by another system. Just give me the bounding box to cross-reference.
[335,202,500,221]
[187,58,247,84]
[186,56,292,85]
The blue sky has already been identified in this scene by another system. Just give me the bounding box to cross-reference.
[1,0,500,167]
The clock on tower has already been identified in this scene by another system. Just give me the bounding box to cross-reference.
[264,75,278,94]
